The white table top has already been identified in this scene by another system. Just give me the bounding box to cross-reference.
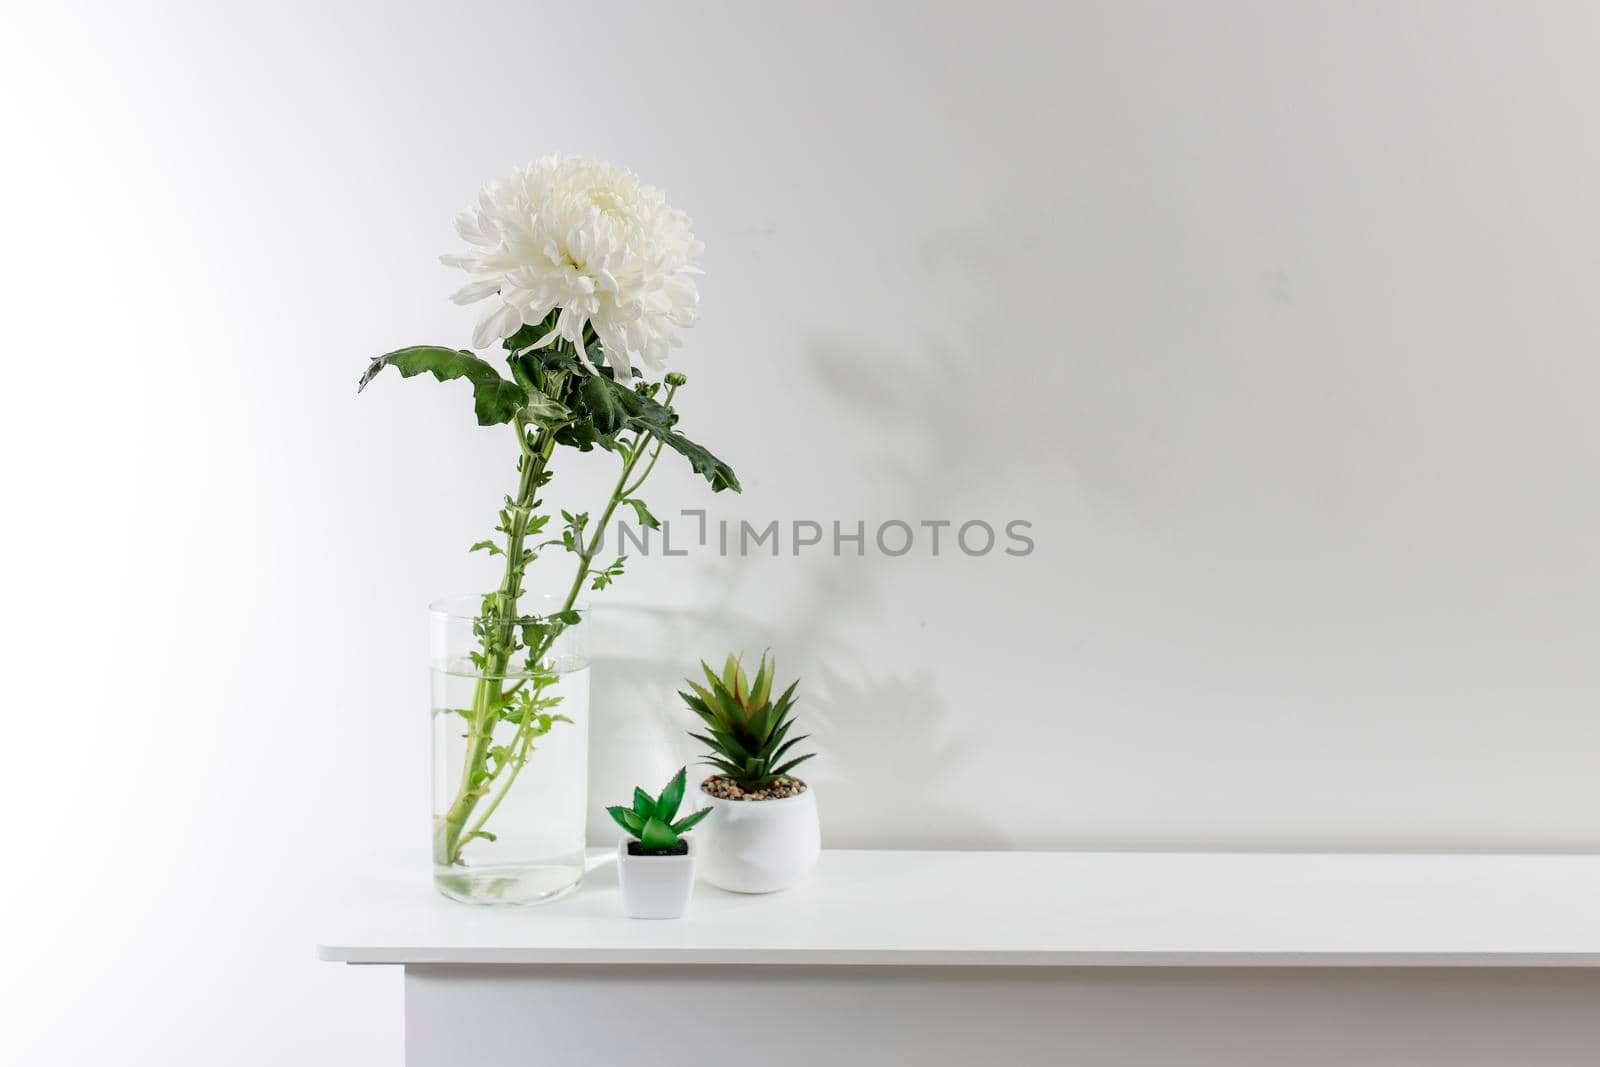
[318,849,1600,967]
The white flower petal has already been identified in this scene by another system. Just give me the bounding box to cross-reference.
[449,278,501,305]
[454,212,488,246]
[472,301,521,349]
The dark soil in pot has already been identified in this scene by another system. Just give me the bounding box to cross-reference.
[701,775,808,801]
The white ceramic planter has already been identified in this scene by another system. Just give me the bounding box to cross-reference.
[616,837,696,919]
[696,785,820,893]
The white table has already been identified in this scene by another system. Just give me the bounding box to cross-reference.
[320,850,1600,1066]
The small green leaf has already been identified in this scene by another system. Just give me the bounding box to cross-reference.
[580,373,628,435]
[686,731,723,753]
[607,805,644,838]
[770,753,816,778]
[768,735,810,765]
[670,807,712,835]
[555,415,605,452]
[772,681,800,717]
[522,392,571,429]
[751,653,775,707]
[657,767,687,824]
[469,541,503,556]
[702,757,745,779]
[623,498,660,529]
[700,661,725,696]
[639,815,677,851]
[633,787,655,818]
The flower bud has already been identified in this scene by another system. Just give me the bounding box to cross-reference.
[665,371,688,387]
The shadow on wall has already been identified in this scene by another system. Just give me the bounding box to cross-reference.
[789,334,1017,848]
[586,566,1005,850]
[587,225,1061,849]
[765,228,1074,849]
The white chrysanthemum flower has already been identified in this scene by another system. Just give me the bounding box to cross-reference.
[442,155,703,380]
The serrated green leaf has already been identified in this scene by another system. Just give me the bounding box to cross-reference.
[671,807,712,835]
[555,415,604,452]
[768,735,810,765]
[633,787,654,818]
[770,753,815,779]
[687,731,721,752]
[582,374,741,491]
[623,498,660,529]
[470,540,503,556]
[765,717,797,752]
[358,346,528,426]
[657,767,687,824]
[703,757,745,779]
[773,678,800,705]
[700,661,724,696]
[506,351,540,396]
[640,423,741,492]
[749,654,773,709]
[607,805,645,837]
[580,373,628,435]
[706,727,755,764]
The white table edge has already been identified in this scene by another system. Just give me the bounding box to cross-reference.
[318,946,1600,968]
[320,848,1600,970]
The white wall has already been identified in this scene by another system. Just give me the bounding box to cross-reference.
[4,2,1598,1064]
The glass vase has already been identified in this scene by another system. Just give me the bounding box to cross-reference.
[429,594,590,905]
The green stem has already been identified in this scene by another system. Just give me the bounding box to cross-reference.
[621,438,666,500]
[436,410,558,866]
[559,383,680,610]
[458,675,555,847]
[437,379,680,867]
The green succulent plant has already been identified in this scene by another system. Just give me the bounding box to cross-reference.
[607,768,711,852]
[681,653,814,792]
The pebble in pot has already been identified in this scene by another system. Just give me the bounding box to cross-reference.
[680,653,820,893]
[608,768,711,919]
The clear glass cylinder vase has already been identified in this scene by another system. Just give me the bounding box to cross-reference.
[429,594,589,905]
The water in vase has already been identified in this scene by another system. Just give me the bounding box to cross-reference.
[430,653,590,905]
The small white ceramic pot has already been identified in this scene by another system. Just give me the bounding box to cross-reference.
[696,784,820,893]
[616,837,696,919]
